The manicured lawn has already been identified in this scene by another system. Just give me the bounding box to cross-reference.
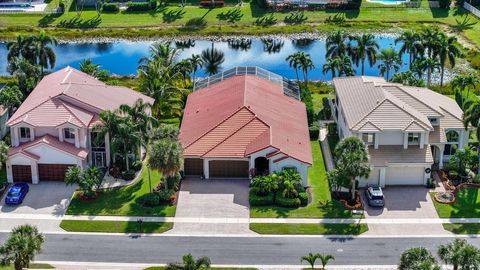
[0,264,55,269]
[443,223,480,234]
[145,268,257,270]
[312,93,332,115]
[250,141,355,218]
[60,220,173,233]
[431,188,480,218]
[66,165,176,217]
[250,223,368,235]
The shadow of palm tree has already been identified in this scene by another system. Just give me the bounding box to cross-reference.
[57,15,102,28]
[162,8,186,22]
[38,13,62,27]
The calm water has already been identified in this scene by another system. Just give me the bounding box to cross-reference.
[0,37,410,80]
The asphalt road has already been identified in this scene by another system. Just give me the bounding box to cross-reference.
[1,233,480,266]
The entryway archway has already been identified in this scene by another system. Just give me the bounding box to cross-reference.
[254,157,269,176]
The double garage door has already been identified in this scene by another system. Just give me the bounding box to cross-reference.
[12,164,74,183]
[385,167,425,186]
[184,158,249,178]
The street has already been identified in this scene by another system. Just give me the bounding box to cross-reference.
[1,233,479,266]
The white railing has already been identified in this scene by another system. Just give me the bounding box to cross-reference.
[194,66,301,100]
[464,1,480,18]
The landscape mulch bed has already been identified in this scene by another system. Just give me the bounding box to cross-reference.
[332,191,363,210]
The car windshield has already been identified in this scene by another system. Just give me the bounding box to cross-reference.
[372,195,384,200]
[7,191,19,196]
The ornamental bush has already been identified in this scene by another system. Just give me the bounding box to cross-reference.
[298,192,308,206]
[158,189,175,202]
[249,188,275,206]
[102,2,119,12]
[126,1,151,11]
[275,193,301,208]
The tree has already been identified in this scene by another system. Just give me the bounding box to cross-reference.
[95,111,121,167]
[300,253,319,269]
[111,118,141,171]
[391,71,425,87]
[65,166,103,198]
[251,175,278,195]
[174,59,193,87]
[399,247,437,270]
[0,141,8,171]
[139,42,180,68]
[446,147,477,180]
[451,74,479,109]
[326,30,348,58]
[420,28,440,58]
[201,47,225,76]
[287,52,315,85]
[0,84,23,116]
[463,97,480,174]
[286,52,302,82]
[395,30,422,68]
[0,225,44,270]
[165,254,210,270]
[377,48,402,81]
[79,59,109,81]
[438,238,480,270]
[317,253,335,270]
[148,134,183,190]
[327,168,350,196]
[119,98,156,147]
[7,57,41,95]
[188,54,204,84]
[334,136,371,200]
[336,55,355,77]
[6,35,34,63]
[322,57,339,78]
[31,31,57,75]
[418,57,441,88]
[434,32,460,92]
[349,33,379,75]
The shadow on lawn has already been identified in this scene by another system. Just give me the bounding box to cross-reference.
[38,13,62,27]
[252,200,352,218]
[162,8,186,22]
[446,188,480,218]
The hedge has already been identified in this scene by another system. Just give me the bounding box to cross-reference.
[309,125,319,140]
[126,1,151,11]
[249,188,274,206]
[275,193,301,208]
[298,192,308,206]
[102,2,119,12]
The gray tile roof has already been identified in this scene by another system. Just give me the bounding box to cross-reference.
[368,145,434,167]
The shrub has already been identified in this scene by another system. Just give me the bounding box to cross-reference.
[158,189,175,202]
[102,2,119,12]
[136,193,160,207]
[249,188,275,206]
[131,160,142,171]
[298,192,308,206]
[126,1,151,11]
[149,0,157,9]
[275,193,301,208]
[199,0,224,7]
[166,174,181,191]
[309,125,319,140]
[122,170,136,181]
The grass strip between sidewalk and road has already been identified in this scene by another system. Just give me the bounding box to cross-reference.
[443,223,480,234]
[145,268,258,270]
[249,223,368,235]
[60,220,173,234]
[0,264,55,269]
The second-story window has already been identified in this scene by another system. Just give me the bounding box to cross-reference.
[408,133,420,144]
[362,133,375,144]
[19,127,30,140]
[64,128,75,140]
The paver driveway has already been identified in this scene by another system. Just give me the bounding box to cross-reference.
[362,186,446,235]
[168,178,253,235]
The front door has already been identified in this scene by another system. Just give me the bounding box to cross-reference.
[93,152,106,168]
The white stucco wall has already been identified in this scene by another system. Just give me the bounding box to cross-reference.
[34,127,58,137]
[6,155,39,184]
[27,144,80,164]
[271,157,309,186]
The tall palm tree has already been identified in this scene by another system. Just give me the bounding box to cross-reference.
[0,84,23,116]
[188,54,204,84]
[79,58,101,76]
[201,47,225,76]
[286,52,302,82]
[7,57,42,95]
[463,96,480,174]
[438,238,480,270]
[420,28,440,58]
[297,52,315,85]
[6,35,34,63]
[174,59,193,87]
[166,254,211,270]
[451,74,479,109]
[419,57,441,88]
[322,57,339,79]
[119,98,157,147]
[325,30,348,58]
[399,247,437,270]
[0,225,45,270]
[434,32,461,92]
[395,30,422,67]
[349,33,379,75]
[148,137,183,189]
[337,55,355,77]
[140,42,180,68]
[300,253,319,269]
[31,31,57,75]
[317,254,335,270]
[377,48,402,81]
[111,118,141,171]
[95,111,121,167]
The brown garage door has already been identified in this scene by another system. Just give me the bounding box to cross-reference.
[38,164,74,181]
[12,165,32,183]
[209,160,249,178]
[184,158,204,176]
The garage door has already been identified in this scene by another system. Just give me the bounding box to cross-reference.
[209,160,249,178]
[38,164,74,181]
[184,158,204,176]
[12,165,32,183]
[386,167,424,185]
[362,167,380,187]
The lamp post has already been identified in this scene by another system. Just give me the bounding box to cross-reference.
[147,163,152,193]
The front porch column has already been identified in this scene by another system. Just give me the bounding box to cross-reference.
[203,159,210,179]
[29,127,34,142]
[374,133,379,149]
[31,161,39,184]
[105,133,111,167]
[419,133,425,149]
[58,128,64,142]
[74,129,80,148]
[439,145,445,168]
[379,167,386,187]
[6,160,12,183]
[403,133,408,149]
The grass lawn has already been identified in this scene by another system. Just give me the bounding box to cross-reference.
[431,188,480,218]
[0,264,55,269]
[249,223,368,235]
[60,220,173,233]
[443,223,480,234]
[145,268,257,270]
[0,167,6,186]
[66,165,176,217]
[312,93,332,115]
[250,141,354,218]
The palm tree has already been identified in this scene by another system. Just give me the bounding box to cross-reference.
[377,48,402,81]
[7,57,42,94]
[119,98,156,147]
[79,58,101,76]
[434,32,461,92]
[0,225,45,270]
[463,96,480,174]
[420,57,441,88]
[298,52,315,85]
[148,137,183,189]
[349,33,379,75]
[0,84,23,116]
[337,55,355,77]
[31,31,57,75]
[326,30,348,58]
[95,111,121,167]
[420,28,440,58]
[188,54,204,84]
[399,247,437,270]
[201,47,225,76]
[322,57,339,78]
[438,238,480,270]
[166,254,210,270]
[140,42,180,67]
[317,253,335,270]
[395,30,422,67]
[286,52,302,82]
[300,253,319,269]
[111,118,141,171]
[451,74,479,109]
[174,59,193,87]
[6,35,34,63]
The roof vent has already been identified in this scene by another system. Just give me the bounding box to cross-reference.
[195,109,200,113]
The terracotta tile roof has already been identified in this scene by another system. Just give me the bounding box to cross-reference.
[7,67,154,128]
[8,134,88,159]
[180,74,312,164]
[368,145,433,167]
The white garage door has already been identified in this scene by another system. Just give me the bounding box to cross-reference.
[386,167,424,185]
[361,167,380,187]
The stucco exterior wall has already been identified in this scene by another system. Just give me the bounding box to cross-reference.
[27,144,79,164]
[271,157,309,186]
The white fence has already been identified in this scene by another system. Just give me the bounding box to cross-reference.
[464,1,480,19]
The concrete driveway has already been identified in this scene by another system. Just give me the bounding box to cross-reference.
[362,186,446,235]
[168,178,252,235]
[0,182,76,216]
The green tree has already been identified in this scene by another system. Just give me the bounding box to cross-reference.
[300,253,319,269]
[419,57,440,88]
[336,55,355,77]
[0,225,44,270]
[327,168,350,196]
[140,42,180,67]
[188,54,204,84]
[6,35,34,63]
[399,247,437,270]
[0,84,23,116]
[446,147,478,180]
[396,30,422,67]
[434,32,460,93]
[322,57,340,78]
[334,136,371,200]
[451,74,479,109]
[251,175,278,195]
[166,254,211,270]
[326,30,348,58]
[111,118,141,171]
[7,57,41,94]
[317,253,335,270]
[286,52,302,82]
[391,71,425,87]
[0,141,8,171]
[463,96,480,174]
[420,28,441,58]
[377,48,402,81]
[148,134,184,190]
[349,33,379,75]
[119,98,157,148]
[31,31,57,75]
[201,46,225,76]
[438,238,480,270]
[65,166,103,198]
[95,110,121,167]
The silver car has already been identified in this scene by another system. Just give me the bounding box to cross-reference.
[365,185,385,207]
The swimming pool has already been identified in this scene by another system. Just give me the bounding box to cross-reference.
[0,3,33,8]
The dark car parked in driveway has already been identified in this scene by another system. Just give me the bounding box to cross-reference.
[5,183,29,205]
[365,185,385,207]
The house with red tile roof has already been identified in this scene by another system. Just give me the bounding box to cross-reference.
[179,67,312,185]
[6,67,154,184]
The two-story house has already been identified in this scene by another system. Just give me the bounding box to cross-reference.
[6,67,154,184]
[330,76,469,187]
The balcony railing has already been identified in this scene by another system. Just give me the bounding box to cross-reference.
[193,66,300,100]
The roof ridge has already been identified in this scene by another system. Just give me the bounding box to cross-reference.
[58,99,87,127]
[386,85,444,116]
[383,95,432,130]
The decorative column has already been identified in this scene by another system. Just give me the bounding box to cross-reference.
[29,127,34,142]
[403,133,408,149]
[74,129,80,148]
[58,128,64,142]
[203,159,209,179]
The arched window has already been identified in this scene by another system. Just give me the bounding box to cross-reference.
[444,130,460,156]
[446,130,459,143]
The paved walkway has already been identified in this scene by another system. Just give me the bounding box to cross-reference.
[319,125,334,171]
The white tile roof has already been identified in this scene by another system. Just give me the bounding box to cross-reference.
[368,145,434,167]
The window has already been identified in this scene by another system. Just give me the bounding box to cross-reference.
[444,144,458,156]
[64,128,75,140]
[408,133,420,143]
[362,133,375,144]
[19,127,30,139]
[446,130,459,143]
[428,118,439,125]
[445,130,460,156]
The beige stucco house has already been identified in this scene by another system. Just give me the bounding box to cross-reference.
[330,76,469,187]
